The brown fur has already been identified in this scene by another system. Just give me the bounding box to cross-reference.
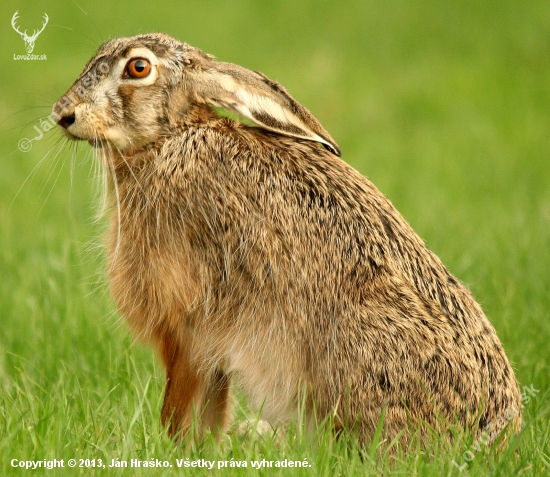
[53,33,522,446]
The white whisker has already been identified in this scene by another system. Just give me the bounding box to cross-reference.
[9,137,66,212]
[103,143,122,270]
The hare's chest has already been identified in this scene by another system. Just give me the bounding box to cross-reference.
[107,211,204,338]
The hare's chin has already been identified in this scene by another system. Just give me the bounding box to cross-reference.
[59,128,83,141]
[89,139,109,148]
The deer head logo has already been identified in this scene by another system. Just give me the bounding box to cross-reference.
[11,11,49,54]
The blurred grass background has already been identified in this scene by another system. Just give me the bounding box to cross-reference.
[0,0,549,475]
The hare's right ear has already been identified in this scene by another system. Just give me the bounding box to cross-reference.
[192,61,341,156]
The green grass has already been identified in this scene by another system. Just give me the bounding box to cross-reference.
[1,0,549,475]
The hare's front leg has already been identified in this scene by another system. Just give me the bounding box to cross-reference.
[160,334,232,439]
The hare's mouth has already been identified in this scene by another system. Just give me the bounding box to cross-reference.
[58,126,83,141]
[58,126,108,149]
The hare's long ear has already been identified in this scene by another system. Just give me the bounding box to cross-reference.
[194,62,341,156]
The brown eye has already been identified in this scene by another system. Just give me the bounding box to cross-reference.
[125,58,151,78]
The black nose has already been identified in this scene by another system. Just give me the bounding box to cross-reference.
[57,114,76,129]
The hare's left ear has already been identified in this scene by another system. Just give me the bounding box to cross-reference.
[193,61,341,156]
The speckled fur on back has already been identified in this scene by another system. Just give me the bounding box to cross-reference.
[53,33,522,446]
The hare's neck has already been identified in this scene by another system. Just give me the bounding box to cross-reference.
[98,145,159,213]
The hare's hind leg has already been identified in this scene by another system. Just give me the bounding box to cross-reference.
[202,368,233,436]
[160,334,232,440]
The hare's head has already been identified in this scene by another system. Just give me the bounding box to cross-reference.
[53,33,340,155]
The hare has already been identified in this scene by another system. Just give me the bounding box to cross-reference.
[53,33,522,446]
